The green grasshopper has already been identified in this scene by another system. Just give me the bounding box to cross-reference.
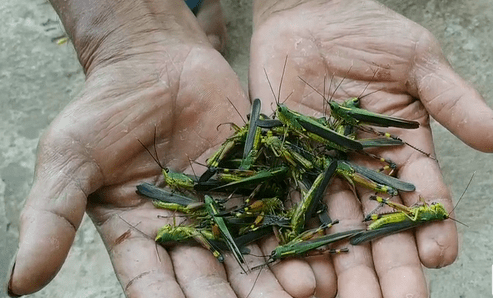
[136,182,206,216]
[200,122,249,182]
[208,166,289,191]
[287,161,338,242]
[350,195,457,245]
[240,98,263,170]
[275,103,364,152]
[262,131,314,172]
[262,58,364,153]
[137,137,196,191]
[136,182,199,205]
[299,73,435,161]
[204,195,246,269]
[266,229,363,263]
[345,162,415,192]
[335,160,399,196]
[155,225,224,262]
[328,98,419,129]
[246,228,362,298]
[329,98,435,159]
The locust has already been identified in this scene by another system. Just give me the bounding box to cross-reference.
[204,195,246,269]
[299,71,435,161]
[137,134,197,191]
[240,98,263,170]
[155,225,224,262]
[349,174,471,246]
[266,229,363,264]
[263,57,364,153]
[350,196,450,245]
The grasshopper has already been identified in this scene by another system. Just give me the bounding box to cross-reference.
[204,195,246,269]
[263,57,364,153]
[267,229,362,263]
[155,225,224,262]
[350,189,468,245]
[137,134,197,191]
[240,98,263,170]
[287,161,338,241]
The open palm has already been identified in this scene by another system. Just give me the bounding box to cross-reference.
[8,41,295,297]
[249,0,493,297]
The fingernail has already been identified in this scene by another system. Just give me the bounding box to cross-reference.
[5,251,22,297]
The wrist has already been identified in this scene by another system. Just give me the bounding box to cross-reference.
[50,0,208,74]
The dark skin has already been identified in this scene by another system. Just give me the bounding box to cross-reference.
[250,0,493,297]
[8,0,493,297]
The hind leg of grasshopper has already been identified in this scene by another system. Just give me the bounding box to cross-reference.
[358,151,398,175]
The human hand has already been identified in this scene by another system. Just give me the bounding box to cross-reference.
[249,0,493,297]
[6,1,296,297]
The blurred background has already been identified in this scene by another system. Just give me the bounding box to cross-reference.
[1,0,492,297]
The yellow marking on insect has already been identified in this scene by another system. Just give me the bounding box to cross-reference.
[56,37,68,45]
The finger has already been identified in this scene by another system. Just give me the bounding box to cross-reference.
[409,34,493,152]
[358,187,428,298]
[326,179,382,298]
[305,254,337,298]
[97,209,186,298]
[258,235,317,298]
[8,134,102,296]
[398,157,458,268]
[170,245,237,298]
[223,244,291,298]
[350,123,457,270]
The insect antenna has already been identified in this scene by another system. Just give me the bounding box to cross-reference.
[117,214,163,263]
[188,158,208,168]
[451,172,475,214]
[323,73,327,117]
[226,97,247,124]
[157,214,191,219]
[358,88,382,100]
[281,91,294,104]
[137,127,166,172]
[356,68,378,100]
[263,55,290,107]
[277,56,289,105]
[186,154,199,182]
[245,264,266,298]
[325,66,352,105]
[264,68,278,105]
[448,217,468,227]
[298,76,325,99]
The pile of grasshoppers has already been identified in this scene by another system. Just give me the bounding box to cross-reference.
[136,93,453,272]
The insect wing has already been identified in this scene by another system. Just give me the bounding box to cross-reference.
[136,183,197,205]
[243,98,262,159]
[347,162,416,192]
[256,119,283,128]
[350,219,422,245]
[298,119,364,151]
[212,167,288,191]
[359,138,404,148]
[305,160,338,221]
[347,108,419,129]
[204,196,246,265]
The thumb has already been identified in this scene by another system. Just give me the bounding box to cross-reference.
[7,128,102,296]
[410,33,493,153]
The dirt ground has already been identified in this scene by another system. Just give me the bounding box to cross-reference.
[1,0,492,297]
